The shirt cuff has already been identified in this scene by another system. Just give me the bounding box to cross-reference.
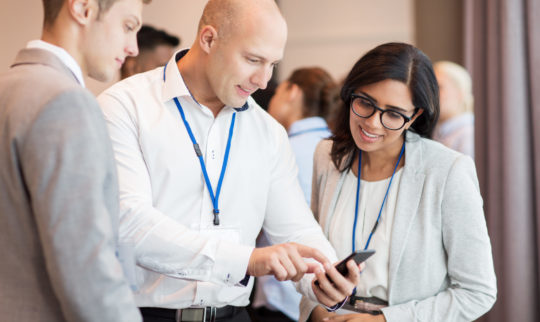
[325,287,355,312]
[236,274,251,287]
[325,296,349,312]
[213,241,253,286]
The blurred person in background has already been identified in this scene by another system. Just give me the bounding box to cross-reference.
[432,61,475,159]
[268,67,338,203]
[251,67,339,322]
[121,24,180,79]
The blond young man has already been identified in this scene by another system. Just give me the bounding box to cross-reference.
[0,0,150,321]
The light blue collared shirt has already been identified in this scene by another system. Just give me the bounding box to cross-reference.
[288,116,332,205]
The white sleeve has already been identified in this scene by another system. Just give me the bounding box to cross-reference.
[98,92,253,286]
[261,122,338,302]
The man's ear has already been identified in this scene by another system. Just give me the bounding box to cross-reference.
[68,0,97,26]
[199,25,218,54]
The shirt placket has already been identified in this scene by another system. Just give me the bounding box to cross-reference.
[195,112,226,307]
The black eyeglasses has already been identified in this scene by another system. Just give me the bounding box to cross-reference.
[350,93,418,130]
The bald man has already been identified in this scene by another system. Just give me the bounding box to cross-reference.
[98,1,360,321]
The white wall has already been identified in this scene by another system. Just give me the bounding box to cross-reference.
[0,0,414,94]
[0,0,43,73]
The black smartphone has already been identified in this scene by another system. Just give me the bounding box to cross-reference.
[315,250,375,286]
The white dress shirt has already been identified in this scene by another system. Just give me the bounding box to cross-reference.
[330,168,403,301]
[27,40,85,87]
[97,50,338,309]
[252,116,331,320]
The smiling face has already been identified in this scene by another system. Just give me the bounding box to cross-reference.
[349,79,423,155]
[204,9,287,108]
[83,0,142,82]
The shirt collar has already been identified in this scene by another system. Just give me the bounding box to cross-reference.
[161,49,249,112]
[288,116,329,136]
[27,40,85,87]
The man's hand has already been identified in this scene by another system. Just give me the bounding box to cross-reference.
[312,259,362,307]
[248,242,329,282]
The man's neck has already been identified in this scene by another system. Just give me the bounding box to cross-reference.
[176,50,224,117]
[41,25,85,75]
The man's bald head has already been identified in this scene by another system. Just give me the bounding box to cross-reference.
[182,0,287,111]
[197,0,284,40]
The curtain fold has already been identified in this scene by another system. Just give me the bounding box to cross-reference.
[464,0,540,321]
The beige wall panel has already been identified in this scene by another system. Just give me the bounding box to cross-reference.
[1,1,417,93]
[279,0,415,81]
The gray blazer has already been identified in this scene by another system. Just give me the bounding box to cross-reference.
[300,132,497,322]
[0,49,141,322]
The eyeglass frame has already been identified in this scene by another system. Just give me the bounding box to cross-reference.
[349,93,419,130]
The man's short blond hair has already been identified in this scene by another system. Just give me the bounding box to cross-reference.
[197,0,238,39]
[42,0,152,27]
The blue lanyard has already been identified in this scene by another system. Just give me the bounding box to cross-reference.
[352,141,405,251]
[288,127,329,138]
[165,64,236,226]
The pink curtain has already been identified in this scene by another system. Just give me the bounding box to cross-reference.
[464,0,540,321]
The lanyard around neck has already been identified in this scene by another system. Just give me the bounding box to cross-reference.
[288,126,329,138]
[352,141,405,251]
[165,64,236,226]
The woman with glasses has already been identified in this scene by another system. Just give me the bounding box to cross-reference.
[300,43,496,322]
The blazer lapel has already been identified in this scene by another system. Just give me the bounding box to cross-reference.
[11,48,79,84]
[387,132,425,301]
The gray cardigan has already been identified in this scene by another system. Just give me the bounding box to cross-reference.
[299,132,497,322]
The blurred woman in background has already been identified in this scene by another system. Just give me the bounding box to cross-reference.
[268,66,339,203]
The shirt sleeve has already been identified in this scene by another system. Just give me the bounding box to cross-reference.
[97,91,253,287]
[381,155,497,321]
[260,120,339,302]
[21,90,141,322]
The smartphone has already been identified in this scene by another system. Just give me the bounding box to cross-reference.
[315,250,375,286]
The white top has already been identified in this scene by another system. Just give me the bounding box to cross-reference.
[330,168,403,301]
[27,40,85,87]
[97,50,337,309]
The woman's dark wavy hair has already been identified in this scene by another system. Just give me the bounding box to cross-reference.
[330,42,440,171]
